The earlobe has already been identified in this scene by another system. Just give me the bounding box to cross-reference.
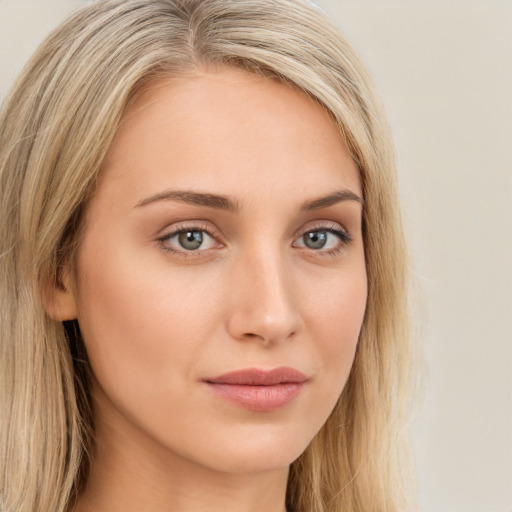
[42,269,78,321]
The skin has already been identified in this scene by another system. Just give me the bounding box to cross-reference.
[50,67,367,512]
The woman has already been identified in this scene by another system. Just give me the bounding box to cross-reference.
[0,1,415,511]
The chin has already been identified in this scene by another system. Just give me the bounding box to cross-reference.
[177,423,316,475]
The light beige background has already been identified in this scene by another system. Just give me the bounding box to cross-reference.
[1,1,511,511]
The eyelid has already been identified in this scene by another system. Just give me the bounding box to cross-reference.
[157,220,217,238]
[294,220,351,240]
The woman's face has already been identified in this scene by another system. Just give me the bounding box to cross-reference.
[64,67,367,474]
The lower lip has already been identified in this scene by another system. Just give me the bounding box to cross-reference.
[205,382,305,411]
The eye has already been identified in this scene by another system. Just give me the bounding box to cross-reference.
[302,231,330,249]
[293,227,351,253]
[160,228,217,252]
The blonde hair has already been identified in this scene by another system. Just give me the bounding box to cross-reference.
[0,1,416,511]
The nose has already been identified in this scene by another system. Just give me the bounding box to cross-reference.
[225,250,302,346]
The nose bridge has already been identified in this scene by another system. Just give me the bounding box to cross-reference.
[226,243,300,345]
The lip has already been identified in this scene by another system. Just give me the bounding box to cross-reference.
[204,367,308,412]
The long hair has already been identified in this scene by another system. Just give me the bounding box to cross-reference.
[0,1,416,510]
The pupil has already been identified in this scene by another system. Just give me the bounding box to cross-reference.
[304,231,327,249]
[179,231,203,250]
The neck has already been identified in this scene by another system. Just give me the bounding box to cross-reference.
[75,453,289,512]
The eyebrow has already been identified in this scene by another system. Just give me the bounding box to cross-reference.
[300,189,364,211]
[134,188,364,212]
[134,190,240,212]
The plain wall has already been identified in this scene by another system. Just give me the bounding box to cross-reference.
[1,1,511,511]
[316,2,512,512]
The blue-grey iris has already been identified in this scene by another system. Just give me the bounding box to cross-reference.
[304,231,327,249]
[178,231,203,250]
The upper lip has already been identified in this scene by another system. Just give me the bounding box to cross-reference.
[205,367,308,386]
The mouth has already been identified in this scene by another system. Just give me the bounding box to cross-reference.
[204,367,308,412]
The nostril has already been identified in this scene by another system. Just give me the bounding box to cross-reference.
[242,332,269,344]
[241,329,297,347]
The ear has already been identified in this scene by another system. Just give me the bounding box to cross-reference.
[42,267,78,321]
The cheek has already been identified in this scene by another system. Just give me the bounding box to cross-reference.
[300,260,367,386]
[73,236,223,401]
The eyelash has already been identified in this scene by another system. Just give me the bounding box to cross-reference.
[157,222,352,258]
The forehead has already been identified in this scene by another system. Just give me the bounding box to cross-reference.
[96,66,360,210]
